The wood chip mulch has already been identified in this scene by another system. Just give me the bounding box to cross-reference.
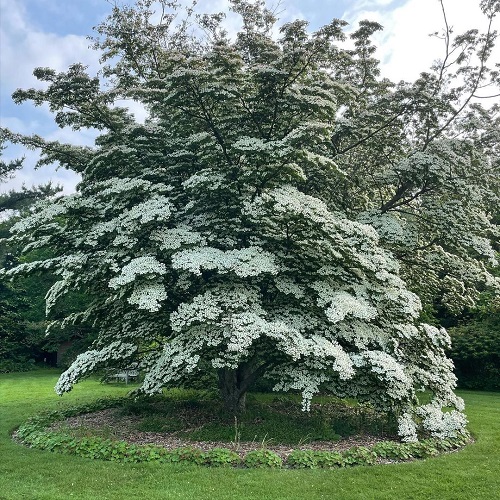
[50,408,394,460]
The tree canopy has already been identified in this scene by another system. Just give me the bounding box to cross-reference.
[2,0,499,442]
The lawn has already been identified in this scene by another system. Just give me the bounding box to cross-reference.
[0,369,499,500]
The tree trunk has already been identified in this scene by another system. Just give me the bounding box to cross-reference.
[218,367,248,415]
[219,359,271,415]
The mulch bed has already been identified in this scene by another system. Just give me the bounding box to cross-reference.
[51,408,393,460]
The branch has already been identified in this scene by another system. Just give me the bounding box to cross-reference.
[335,109,406,155]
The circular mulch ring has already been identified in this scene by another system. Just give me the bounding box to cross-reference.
[50,408,394,460]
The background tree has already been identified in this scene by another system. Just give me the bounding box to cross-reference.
[449,303,500,391]
[3,0,499,441]
[0,135,61,214]
[0,217,98,372]
[0,140,74,371]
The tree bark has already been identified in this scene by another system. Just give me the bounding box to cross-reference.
[217,362,266,415]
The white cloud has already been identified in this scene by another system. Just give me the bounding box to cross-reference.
[0,0,99,195]
[0,1,101,91]
[344,0,497,82]
[353,0,398,8]
[114,100,149,125]
[0,145,81,195]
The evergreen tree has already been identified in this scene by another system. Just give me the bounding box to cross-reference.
[0,135,60,214]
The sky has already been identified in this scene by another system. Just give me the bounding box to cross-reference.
[0,0,496,195]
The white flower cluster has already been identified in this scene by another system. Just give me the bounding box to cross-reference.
[417,404,468,439]
[109,256,167,288]
[122,195,173,224]
[128,282,167,312]
[307,336,355,380]
[233,136,290,156]
[257,318,306,361]
[245,185,330,223]
[274,276,305,298]
[465,235,498,265]
[90,195,173,249]
[2,257,59,278]
[45,279,68,315]
[141,336,202,394]
[170,286,262,332]
[394,323,420,340]
[337,321,389,350]
[171,246,279,277]
[183,169,226,191]
[302,149,342,175]
[150,227,205,250]
[112,233,138,249]
[421,324,451,349]
[326,292,377,324]
[384,287,422,319]
[85,220,117,247]
[10,199,67,234]
[358,210,414,247]
[364,350,412,400]
[398,413,418,442]
[94,177,155,197]
[226,312,269,354]
[312,284,377,324]
[273,368,332,411]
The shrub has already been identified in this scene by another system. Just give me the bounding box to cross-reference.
[286,450,345,469]
[0,358,36,374]
[286,450,318,469]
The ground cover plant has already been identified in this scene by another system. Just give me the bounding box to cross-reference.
[1,370,500,499]
[14,391,470,468]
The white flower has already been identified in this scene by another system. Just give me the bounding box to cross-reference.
[128,282,167,312]
[109,256,167,289]
[171,246,279,277]
[398,413,418,442]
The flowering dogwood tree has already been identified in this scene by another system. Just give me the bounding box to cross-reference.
[3,0,499,441]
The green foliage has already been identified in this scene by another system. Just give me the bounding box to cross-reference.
[0,278,35,371]
[243,450,283,468]
[342,446,378,466]
[286,450,345,469]
[449,313,500,390]
[372,441,413,460]
[0,358,36,374]
[203,448,241,467]
[0,214,97,370]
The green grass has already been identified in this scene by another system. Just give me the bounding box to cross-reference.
[1,369,499,500]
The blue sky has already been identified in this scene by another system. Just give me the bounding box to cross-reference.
[0,0,495,195]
